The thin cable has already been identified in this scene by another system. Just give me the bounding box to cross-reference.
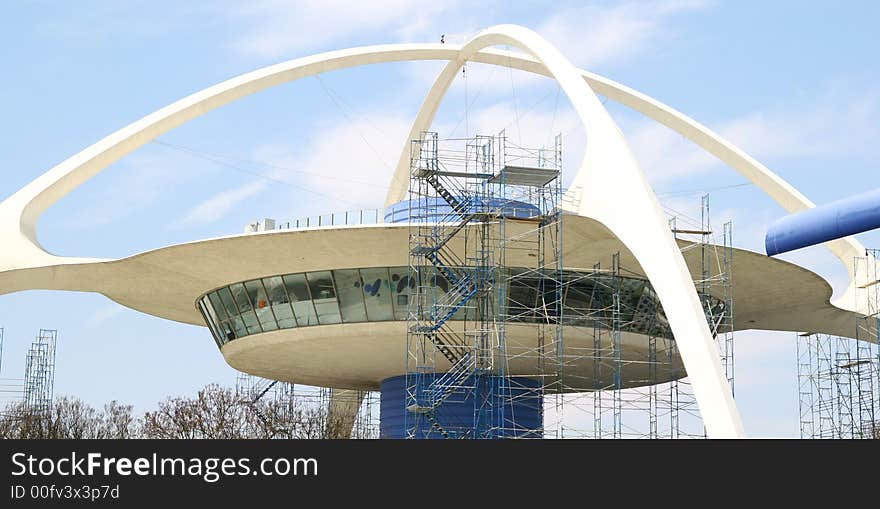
[152,140,371,208]
[499,86,557,136]
[657,182,753,198]
[463,62,468,139]
[548,84,561,146]
[314,75,393,171]
[506,45,522,145]
[448,63,498,138]
[153,140,388,189]
[313,75,385,137]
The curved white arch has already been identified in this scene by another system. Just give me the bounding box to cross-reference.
[0,41,866,298]
[5,27,860,437]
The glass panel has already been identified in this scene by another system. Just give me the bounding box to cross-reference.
[307,271,341,325]
[247,280,277,331]
[241,310,262,334]
[230,316,247,338]
[359,267,394,321]
[217,287,240,318]
[230,283,252,312]
[507,272,538,322]
[389,266,416,321]
[198,300,222,347]
[264,276,296,329]
[217,320,237,344]
[563,275,594,327]
[537,277,562,322]
[200,297,220,331]
[283,274,318,326]
[208,292,228,321]
[334,269,367,323]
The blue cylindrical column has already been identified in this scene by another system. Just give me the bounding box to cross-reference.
[380,374,543,439]
[765,188,880,256]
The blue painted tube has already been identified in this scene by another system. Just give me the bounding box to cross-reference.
[765,188,880,256]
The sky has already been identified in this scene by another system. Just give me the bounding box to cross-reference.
[0,0,878,437]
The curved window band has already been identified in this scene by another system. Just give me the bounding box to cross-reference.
[197,267,726,348]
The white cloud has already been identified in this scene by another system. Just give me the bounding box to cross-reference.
[622,84,880,185]
[243,114,413,214]
[228,0,465,58]
[61,150,207,229]
[87,302,127,326]
[178,181,269,226]
[718,87,880,161]
[537,0,710,69]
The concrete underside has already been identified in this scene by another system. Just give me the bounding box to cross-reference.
[222,321,680,391]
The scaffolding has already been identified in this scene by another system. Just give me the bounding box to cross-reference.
[798,249,880,439]
[797,333,879,438]
[402,133,734,438]
[580,195,734,439]
[235,374,379,438]
[23,329,57,417]
[404,130,562,439]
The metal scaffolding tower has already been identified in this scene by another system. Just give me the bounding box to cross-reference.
[405,130,562,439]
[653,195,735,438]
[235,374,379,438]
[797,332,879,438]
[798,249,880,439]
[23,329,57,416]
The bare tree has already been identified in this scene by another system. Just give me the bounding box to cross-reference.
[0,397,137,439]
[0,383,360,439]
[142,384,258,439]
[141,384,350,439]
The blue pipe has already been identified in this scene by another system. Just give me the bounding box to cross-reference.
[765,188,880,256]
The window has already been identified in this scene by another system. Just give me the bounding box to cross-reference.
[247,279,277,332]
[230,283,252,312]
[307,271,341,325]
[359,267,394,321]
[199,267,686,349]
[198,299,222,347]
[283,274,318,326]
[263,276,296,329]
[562,276,593,327]
[507,275,538,322]
[207,292,228,322]
[333,269,367,323]
[217,287,240,317]
[230,315,248,338]
[389,266,415,321]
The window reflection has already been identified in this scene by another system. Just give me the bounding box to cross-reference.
[230,283,252,312]
[334,269,367,323]
[217,287,239,317]
[284,274,317,326]
[264,276,296,329]
[388,266,415,321]
[359,267,394,321]
[307,271,341,325]
[247,280,277,332]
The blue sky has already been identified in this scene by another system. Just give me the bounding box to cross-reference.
[1,0,878,437]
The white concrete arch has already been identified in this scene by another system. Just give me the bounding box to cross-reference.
[1,41,865,297]
[7,26,862,437]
